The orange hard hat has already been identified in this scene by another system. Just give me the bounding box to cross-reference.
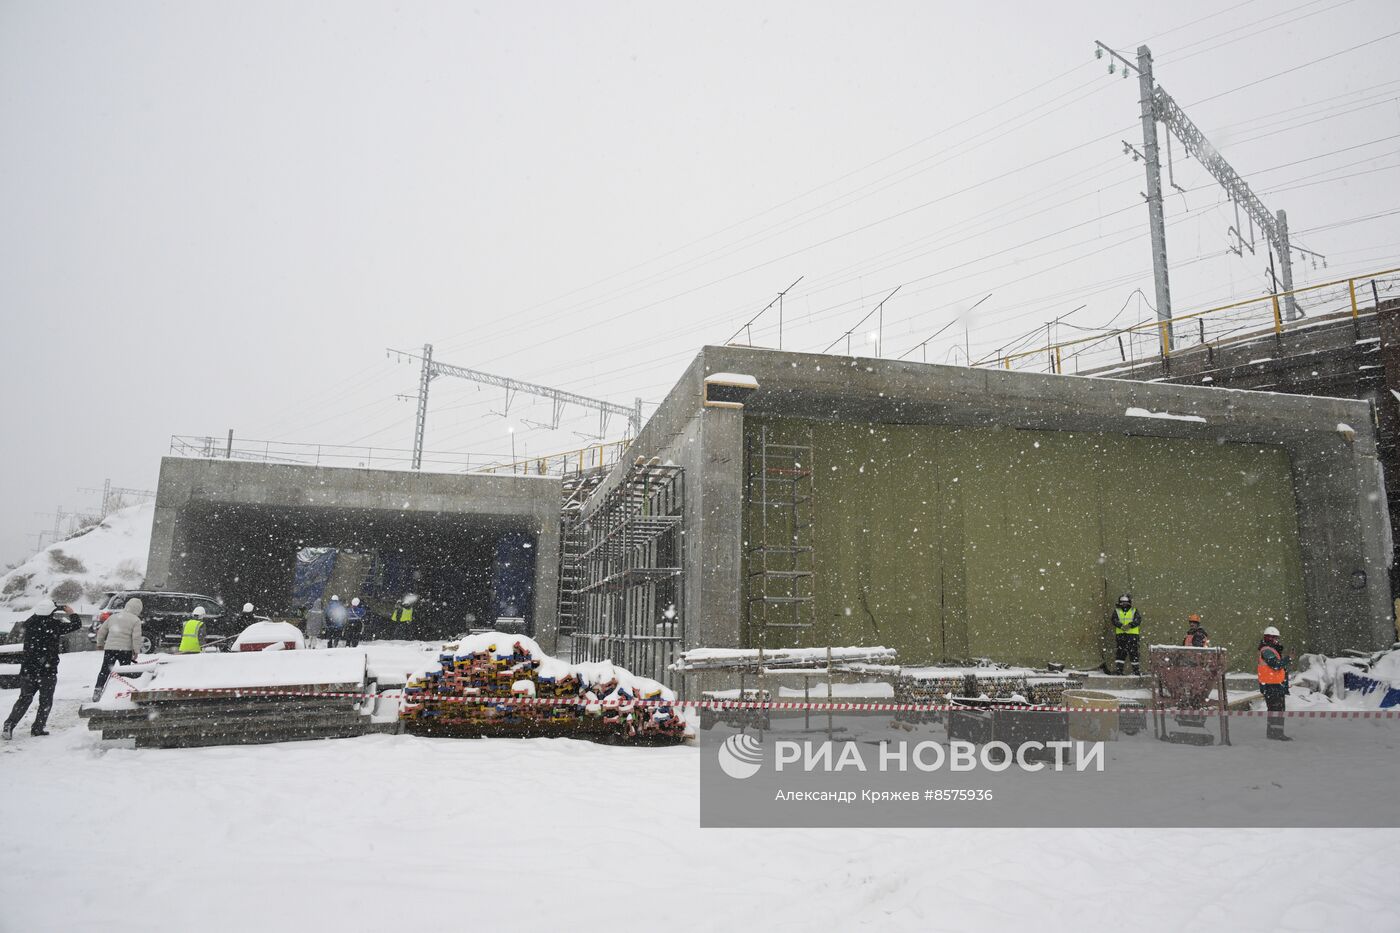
[1187,613,1202,623]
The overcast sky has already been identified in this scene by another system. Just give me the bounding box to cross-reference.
[3,0,1398,565]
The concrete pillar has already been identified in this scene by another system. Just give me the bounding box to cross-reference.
[694,406,745,650]
[1290,439,1394,652]
[532,515,561,655]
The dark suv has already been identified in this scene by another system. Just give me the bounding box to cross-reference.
[90,591,230,654]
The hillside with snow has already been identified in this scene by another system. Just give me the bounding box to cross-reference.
[0,503,153,616]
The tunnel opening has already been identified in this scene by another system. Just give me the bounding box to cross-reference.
[174,502,539,638]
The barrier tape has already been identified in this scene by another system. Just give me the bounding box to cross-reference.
[100,686,1400,718]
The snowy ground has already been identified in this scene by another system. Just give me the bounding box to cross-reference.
[2,650,1398,932]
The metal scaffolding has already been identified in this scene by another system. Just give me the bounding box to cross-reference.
[570,460,685,685]
[746,424,816,648]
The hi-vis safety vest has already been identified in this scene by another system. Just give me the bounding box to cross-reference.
[1258,646,1287,685]
[179,618,203,653]
[1114,608,1140,635]
[392,606,414,623]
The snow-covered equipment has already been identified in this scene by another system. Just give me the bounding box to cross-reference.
[670,645,896,672]
[1147,644,1231,746]
[233,620,305,652]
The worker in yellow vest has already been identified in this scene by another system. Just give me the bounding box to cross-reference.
[391,594,417,639]
[1111,593,1143,676]
[179,606,206,654]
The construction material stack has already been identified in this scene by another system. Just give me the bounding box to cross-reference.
[82,651,384,749]
[893,669,967,725]
[402,632,685,744]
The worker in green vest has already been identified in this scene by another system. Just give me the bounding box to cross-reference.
[1111,593,1143,676]
[179,606,207,654]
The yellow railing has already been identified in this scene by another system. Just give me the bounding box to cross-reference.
[476,438,631,477]
[984,265,1400,374]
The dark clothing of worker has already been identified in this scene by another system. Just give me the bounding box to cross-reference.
[1112,606,1142,675]
[1183,624,1210,648]
[1258,638,1292,741]
[4,610,79,738]
[94,649,135,698]
[343,612,364,648]
[325,598,347,648]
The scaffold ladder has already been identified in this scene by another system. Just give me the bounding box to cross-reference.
[747,424,816,649]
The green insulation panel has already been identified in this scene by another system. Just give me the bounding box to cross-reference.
[742,417,1309,669]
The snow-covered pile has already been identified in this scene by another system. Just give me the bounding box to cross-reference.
[232,620,307,651]
[673,645,896,671]
[0,503,153,615]
[93,649,367,707]
[1290,644,1400,709]
[436,631,674,701]
[404,632,683,740]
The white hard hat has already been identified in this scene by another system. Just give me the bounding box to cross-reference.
[1262,626,1281,637]
[330,594,340,601]
[351,597,360,607]
[242,602,254,613]
[193,606,206,617]
[32,598,56,617]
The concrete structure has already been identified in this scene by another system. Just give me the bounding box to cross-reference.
[1086,300,1400,592]
[575,345,1392,682]
[146,458,561,645]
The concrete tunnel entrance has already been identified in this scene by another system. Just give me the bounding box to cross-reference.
[144,459,563,646]
[180,503,536,636]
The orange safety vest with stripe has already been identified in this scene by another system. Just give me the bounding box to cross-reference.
[1258,645,1286,685]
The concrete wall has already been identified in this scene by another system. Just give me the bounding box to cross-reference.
[146,458,563,649]
[748,416,1310,667]
[1091,302,1400,597]
[594,345,1392,668]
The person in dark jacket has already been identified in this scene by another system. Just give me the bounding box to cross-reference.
[4,599,80,740]
[1258,625,1293,741]
[325,595,347,648]
[343,597,366,648]
[1182,614,1210,648]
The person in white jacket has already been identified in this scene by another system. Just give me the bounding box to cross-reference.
[93,597,144,701]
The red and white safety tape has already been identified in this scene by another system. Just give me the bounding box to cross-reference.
[102,686,1400,717]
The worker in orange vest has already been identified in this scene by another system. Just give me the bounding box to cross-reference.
[1182,614,1210,648]
[1257,625,1293,741]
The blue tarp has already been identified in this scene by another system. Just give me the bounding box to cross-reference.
[1342,671,1400,708]
[293,547,337,609]
[493,533,536,626]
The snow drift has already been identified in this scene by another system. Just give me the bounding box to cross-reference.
[0,503,153,615]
